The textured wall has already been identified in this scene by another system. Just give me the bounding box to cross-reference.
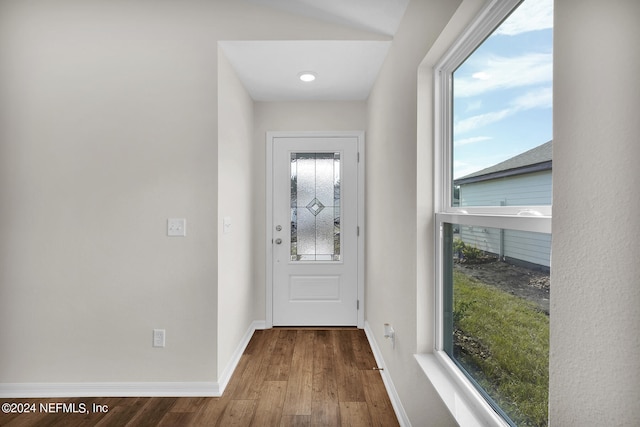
[551,0,640,424]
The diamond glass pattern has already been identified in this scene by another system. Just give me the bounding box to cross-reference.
[306,198,325,216]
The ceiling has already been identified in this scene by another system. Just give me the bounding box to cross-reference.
[246,0,410,36]
[221,0,410,101]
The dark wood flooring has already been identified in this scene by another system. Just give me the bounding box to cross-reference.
[0,328,399,426]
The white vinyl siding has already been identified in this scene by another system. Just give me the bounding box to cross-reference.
[457,170,552,268]
[459,225,551,268]
[459,170,552,206]
[458,225,501,254]
[503,229,551,267]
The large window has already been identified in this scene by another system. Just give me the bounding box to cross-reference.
[434,1,553,426]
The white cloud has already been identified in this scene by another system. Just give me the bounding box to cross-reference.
[472,71,491,80]
[494,0,553,36]
[455,109,512,135]
[460,99,483,113]
[512,87,552,110]
[454,86,552,135]
[454,136,492,147]
[455,53,552,98]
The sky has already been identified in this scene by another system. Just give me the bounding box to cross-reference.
[453,0,553,179]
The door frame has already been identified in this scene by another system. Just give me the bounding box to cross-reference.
[265,131,365,328]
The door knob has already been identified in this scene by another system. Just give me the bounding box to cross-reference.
[275,225,282,231]
[275,238,282,245]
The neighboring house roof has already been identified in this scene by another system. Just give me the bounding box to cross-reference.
[455,140,552,185]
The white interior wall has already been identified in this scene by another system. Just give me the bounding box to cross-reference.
[365,0,461,425]
[217,49,257,378]
[551,1,640,424]
[0,0,385,391]
[0,1,222,384]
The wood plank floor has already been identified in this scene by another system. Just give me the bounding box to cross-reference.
[0,328,399,426]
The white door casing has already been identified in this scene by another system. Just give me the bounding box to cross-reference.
[266,132,364,327]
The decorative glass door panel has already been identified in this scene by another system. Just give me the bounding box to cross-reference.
[290,153,341,261]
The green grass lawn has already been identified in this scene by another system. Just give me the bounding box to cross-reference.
[453,270,549,426]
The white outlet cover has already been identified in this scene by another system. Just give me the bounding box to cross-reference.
[167,218,186,237]
[153,329,166,348]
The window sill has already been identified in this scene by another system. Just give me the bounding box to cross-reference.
[414,352,509,427]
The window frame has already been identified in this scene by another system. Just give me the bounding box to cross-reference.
[434,0,552,220]
[432,0,552,424]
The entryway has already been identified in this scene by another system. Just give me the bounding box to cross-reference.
[266,132,364,327]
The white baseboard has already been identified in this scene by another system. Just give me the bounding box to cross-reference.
[217,320,266,394]
[364,321,411,427]
[0,320,267,399]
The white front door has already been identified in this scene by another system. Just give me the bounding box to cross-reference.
[270,134,361,326]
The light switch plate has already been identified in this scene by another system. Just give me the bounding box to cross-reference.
[167,218,186,237]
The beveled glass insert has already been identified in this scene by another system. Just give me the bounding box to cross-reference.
[306,198,325,216]
[290,152,341,261]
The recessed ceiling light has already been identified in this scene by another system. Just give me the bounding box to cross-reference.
[298,72,317,82]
